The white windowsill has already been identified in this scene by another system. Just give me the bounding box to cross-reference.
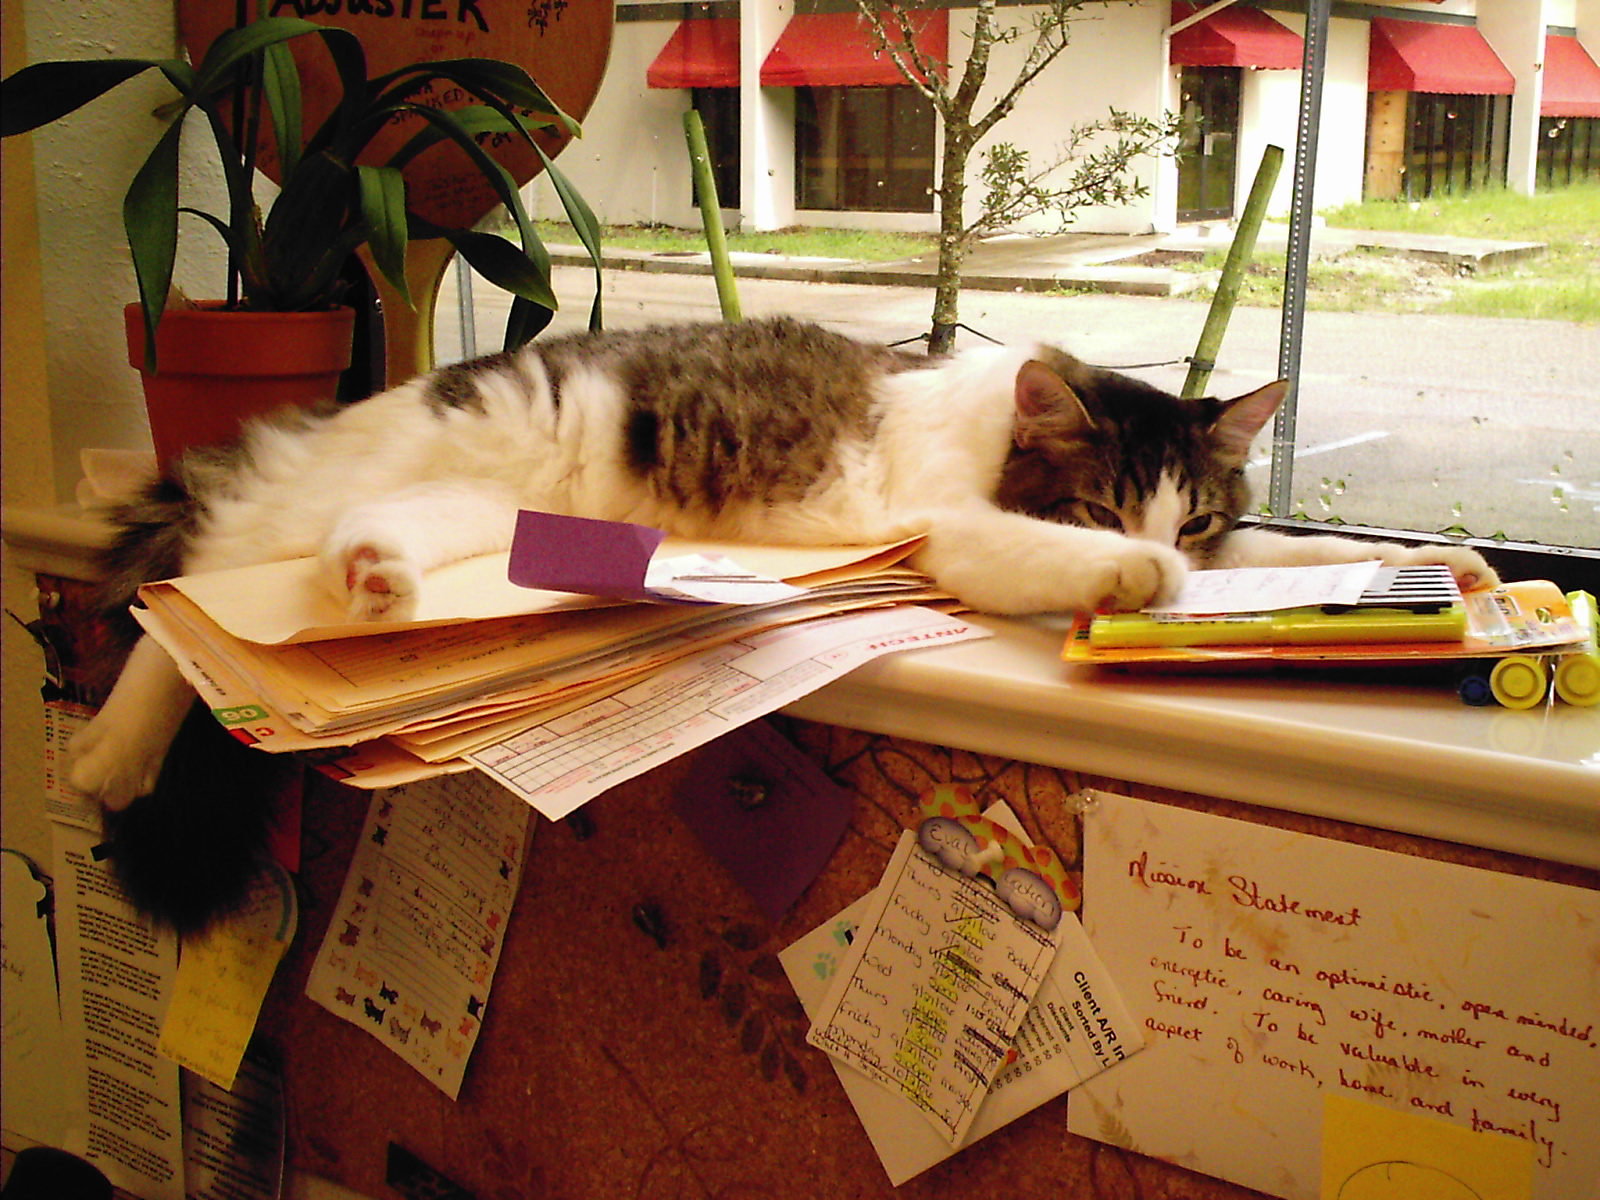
[7,504,1597,869]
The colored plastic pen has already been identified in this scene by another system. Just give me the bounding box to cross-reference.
[1087,604,1467,649]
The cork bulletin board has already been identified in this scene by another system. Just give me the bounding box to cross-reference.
[253,718,1599,1200]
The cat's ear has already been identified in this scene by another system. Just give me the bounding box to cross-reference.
[1210,380,1288,463]
[1014,360,1095,449]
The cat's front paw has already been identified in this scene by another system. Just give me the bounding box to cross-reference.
[1384,544,1500,592]
[66,714,164,812]
[1087,540,1188,611]
[324,540,422,622]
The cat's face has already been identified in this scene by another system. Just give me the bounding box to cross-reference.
[995,351,1284,565]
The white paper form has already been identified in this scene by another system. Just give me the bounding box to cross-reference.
[780,805,1143,1186]
[468,606,990,821]
[305,772,530,1098]
[804,830,1063,1146]
[1069,791,1600,1200]
[1147,560,1382,614]
[52,823,184,1200]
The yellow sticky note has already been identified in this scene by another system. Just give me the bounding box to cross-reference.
[1322,1093,1535,1200]
[157,865,297,1091]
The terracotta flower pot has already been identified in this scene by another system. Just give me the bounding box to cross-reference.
[125,302,356,474]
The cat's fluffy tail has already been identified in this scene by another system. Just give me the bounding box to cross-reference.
[97,702,292,935]
[88,448,284,933]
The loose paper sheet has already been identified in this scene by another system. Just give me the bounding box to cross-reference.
[157,864,298,1091]
[469,606,990,821]
[780,803,1142,1186]
[53,822,184,1200]
[157,537,924,645]
[1147,561,1382,615]
[804,829,1063,1146]
[182,1048,286,1200]
[305,773,530,1098]
[1322,1093,1534,1200]
[1069,792,1600,1200]
[1,849,74,1147]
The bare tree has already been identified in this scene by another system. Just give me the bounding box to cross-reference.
[858,0,1179,353]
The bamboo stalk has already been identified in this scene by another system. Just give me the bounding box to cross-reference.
[683,109,741,322]
[1181,144,1284,399]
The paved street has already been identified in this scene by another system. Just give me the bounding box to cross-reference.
[435,263,1598,551]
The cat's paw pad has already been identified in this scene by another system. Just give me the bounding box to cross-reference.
[1388,545,1500,592]
[340,545,422,622]
[1091,541,1188,611]
[66,716,162,812]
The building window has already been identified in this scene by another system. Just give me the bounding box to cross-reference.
[691,87,741,209]
[795,86,935,212]
[1537,116,1600,187]
[1402,92,1505,198]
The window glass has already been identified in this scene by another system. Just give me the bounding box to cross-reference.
[1403,92,1504,198]
[691,87,741,208]
[795,86,935,212]
[1538,116,1600,187]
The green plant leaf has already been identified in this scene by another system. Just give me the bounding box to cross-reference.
[372,58,578,138]
[442,230,558,310]
[0,59,163,136]
[504,295,555,351]
[358,165,411,308]
[534,144,604,331]
[124,119,185,372]
[384,106,556,174]
[260,41,303,180]
[190,16,329,96]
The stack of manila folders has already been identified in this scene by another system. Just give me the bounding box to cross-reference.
[131,509,987,821]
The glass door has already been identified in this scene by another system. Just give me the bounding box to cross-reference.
[1177,66,1241,221]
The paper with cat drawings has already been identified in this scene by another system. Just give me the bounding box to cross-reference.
[305,773,530,1098]
[51,822,185,1200]
[150,536,925,645]
[779,803,1143,1186]
[1068,791,1599,1200]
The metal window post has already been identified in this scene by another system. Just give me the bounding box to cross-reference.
[1269,0,1332,518]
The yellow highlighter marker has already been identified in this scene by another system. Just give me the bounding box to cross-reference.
[1088,604,1467,649]
[1554,590,1599,706]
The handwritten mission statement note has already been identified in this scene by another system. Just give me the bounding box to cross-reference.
[1069,792,1599,1200]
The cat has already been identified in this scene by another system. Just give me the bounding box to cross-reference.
[67,317,1495,930]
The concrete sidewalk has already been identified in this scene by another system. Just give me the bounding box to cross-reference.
[547,222,1544,299]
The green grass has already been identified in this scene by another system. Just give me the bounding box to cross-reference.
[533,220,938,263]
[1320,182,1600,322]
[1179,183,1600,321]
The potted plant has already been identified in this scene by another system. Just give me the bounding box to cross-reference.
[1,15,602,470]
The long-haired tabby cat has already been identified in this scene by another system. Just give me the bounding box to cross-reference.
[70,317,1494,930]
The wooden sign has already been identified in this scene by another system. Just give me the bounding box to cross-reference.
[177,0,615,228]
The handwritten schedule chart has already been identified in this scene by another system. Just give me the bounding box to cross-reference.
[806,831,1061,1145]
[1069,792,1600,1200]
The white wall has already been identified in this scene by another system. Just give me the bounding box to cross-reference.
[1480,0,1554,193]
[529,20,700,228]
[25,0,232,501]
[963,0,1169,235]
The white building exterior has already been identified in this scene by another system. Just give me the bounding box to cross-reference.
[538,0,1600,235]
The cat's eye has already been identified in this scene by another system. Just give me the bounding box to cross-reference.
[1075,501,1122,529]
[1180,512,1222,540]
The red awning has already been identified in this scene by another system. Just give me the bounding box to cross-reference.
[1169,2,1303,70]
[760,10,947,88]
[647,17,740,89]
[1368,18,1514,94]
[1543,34,1600,117]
